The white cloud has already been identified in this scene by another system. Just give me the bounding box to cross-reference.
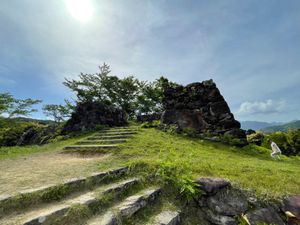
[237,99,286,116]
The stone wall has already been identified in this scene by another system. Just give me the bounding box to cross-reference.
[181,177,299,225]
[161,79,247,143]
[62,101,127,134]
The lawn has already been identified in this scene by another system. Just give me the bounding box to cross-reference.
[1,127,299,199]
[103,128,300,199]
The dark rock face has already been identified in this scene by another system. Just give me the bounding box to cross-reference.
[137,113,162,123]
[62,102,127,134]
[161,79,246,142]
[246,208,285,225]
[282,195,300,224]
[206,188,248,216]
[195,177,230,195]
[17,124,60,145]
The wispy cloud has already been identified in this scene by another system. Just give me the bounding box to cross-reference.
[237,99,286,116]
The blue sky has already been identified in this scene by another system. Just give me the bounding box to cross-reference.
[0,0,299,122]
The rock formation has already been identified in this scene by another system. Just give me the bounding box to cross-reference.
[161,79,247,143]
[62,101,127,133]
[190,177,287,225]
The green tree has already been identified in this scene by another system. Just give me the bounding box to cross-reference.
[43,102,73,122]
[0,92,41,118]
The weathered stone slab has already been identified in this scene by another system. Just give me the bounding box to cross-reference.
[63,145,118,151]
[204,208,237,225]
[206,188,248,216]
[195,177,230,195]
[63,177,86,189]
[118,188,162,218]
[245,207,285,225]
[103,178,139,195]
[153,210,181,225]
[23,205,70,225]
[88,211,118,225]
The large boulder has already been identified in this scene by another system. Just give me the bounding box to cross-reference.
[62,102,127,133]
[195,177,231,195]
[161,79,247,143]
[245,207,285,225]
[282,195,300,224]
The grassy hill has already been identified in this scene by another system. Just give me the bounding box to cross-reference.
[1,127,299,199]
[262,120,300,133]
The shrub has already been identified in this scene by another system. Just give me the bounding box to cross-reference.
[141,120,161,128]
[247,132,264,145]
[261,130,300,156]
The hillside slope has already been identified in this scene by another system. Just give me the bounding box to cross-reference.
[262,120,300,133]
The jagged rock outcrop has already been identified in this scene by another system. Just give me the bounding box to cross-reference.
[62,101,127,134]
[161,79,247,143]
[189,177,288,225]
[17,124,61,146]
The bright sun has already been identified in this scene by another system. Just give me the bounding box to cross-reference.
[65,0,94,23]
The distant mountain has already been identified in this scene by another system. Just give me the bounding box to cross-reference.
[240,121,283,131]
[261,120,300,133]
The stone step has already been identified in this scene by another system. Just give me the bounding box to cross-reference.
[87,135,132,140]
[75,139,127,145]
[0,167,128,218]
[1,178,140,225]
[63,145,118,152]
[149,210,181,225]
[95,131,137,136]
[87,187,162,225]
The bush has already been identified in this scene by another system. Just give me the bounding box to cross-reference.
[247,132,265,145]
[141,120,161,128]
[261,130,300,156]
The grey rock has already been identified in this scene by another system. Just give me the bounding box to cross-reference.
[153,210,181,225]
[23,206,70,225]
[206,188,248,216]
[118,188,161,218]
[195,177,230,195]
[282,195,300,218]
[204,208,238,225]
[245,207,285,225]
[63,177,86,190]
[62,101,127,134]
[161,79,247,144]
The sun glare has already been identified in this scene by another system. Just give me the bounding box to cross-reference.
[65,0,94,23]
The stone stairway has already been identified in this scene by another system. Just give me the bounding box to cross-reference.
[0,165,181,225]
[63,127,139,154]
[0,124,182,225]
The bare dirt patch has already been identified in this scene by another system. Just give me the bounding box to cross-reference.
[0,151,111,195]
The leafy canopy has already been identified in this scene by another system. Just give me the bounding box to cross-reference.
[0,93,41,118]
[63,63,174,117]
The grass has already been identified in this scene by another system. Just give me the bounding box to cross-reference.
[101,128,300,199]
[1,127,299,200]
[0,133,92,160]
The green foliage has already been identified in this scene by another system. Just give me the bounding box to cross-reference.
[43,102,73,122]
[111,128,300,198]
[63,63,175,117]
[261,130,300,156]
[182,127,199,137]
[221,133,245,146]
[95,124,109,131]
[0,92,41,118]
[247,132,265,145]
[141,120,161,128]
[155,161,201,200]
[41,185,68,201]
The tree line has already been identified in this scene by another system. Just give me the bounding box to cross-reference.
[0,63,177,122]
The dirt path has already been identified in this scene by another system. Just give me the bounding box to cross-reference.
[0,151,110,195]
